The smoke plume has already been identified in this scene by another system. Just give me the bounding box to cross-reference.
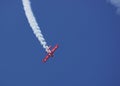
[22,0,49,52]
[108,0,120,14]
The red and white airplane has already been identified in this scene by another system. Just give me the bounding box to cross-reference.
[42,44,59,63]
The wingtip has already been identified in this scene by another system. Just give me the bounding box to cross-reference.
[42,59,46,63]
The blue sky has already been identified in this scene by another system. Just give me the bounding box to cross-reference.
[0,0,120,86]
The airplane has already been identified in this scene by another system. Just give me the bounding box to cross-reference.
[42,44,59,63]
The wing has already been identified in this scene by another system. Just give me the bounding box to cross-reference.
[42,54,50,62]
[51,45,58,53]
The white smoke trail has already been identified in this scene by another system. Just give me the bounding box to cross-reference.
[22,0,50,52]
[108,0,120,14]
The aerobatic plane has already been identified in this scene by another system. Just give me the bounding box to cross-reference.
[42,44,59,63]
